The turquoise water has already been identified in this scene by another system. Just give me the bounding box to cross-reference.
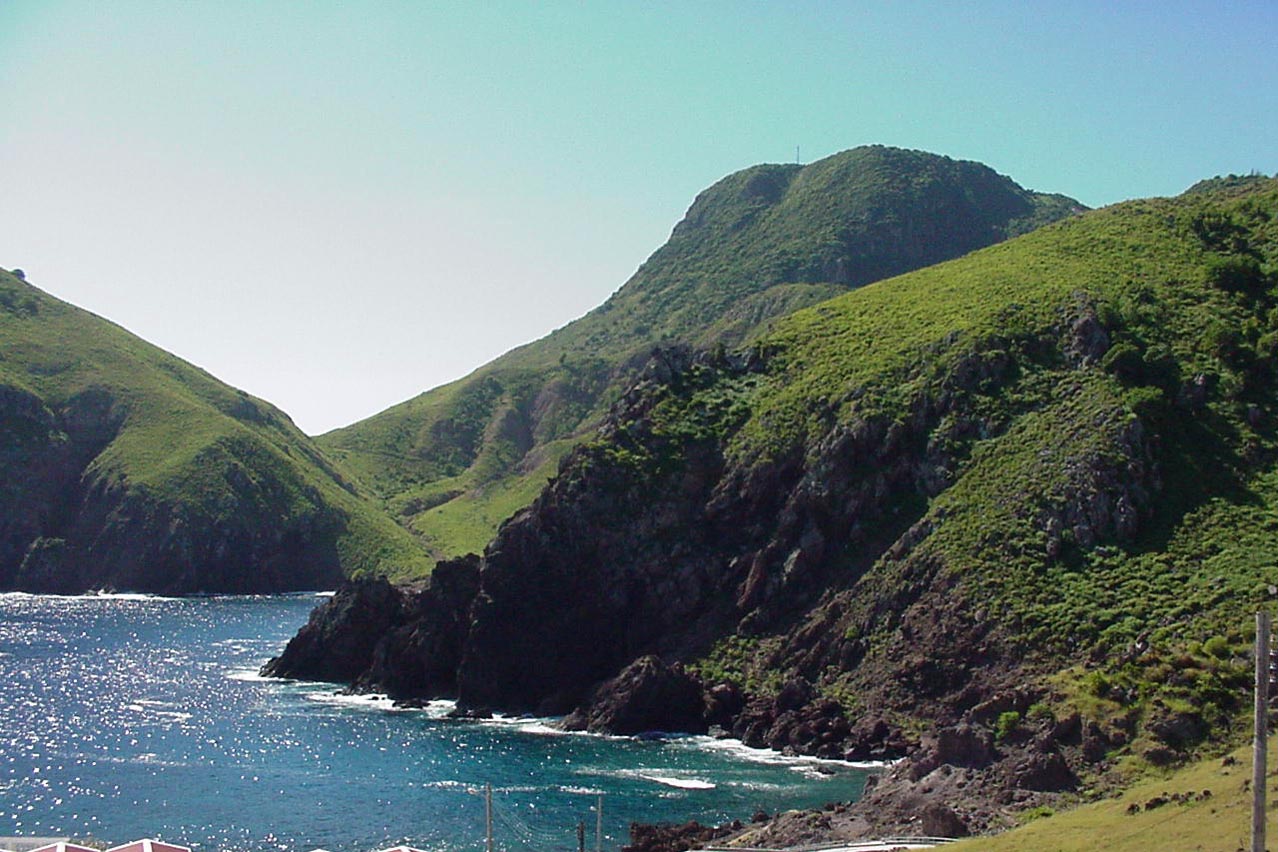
[0,593,870,852]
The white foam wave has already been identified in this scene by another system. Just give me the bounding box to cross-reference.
[291,689,461,718]
[226,667,273,682]
[558,785,606,795]
[422,699,458,719]
[679,735,890,771]
[643,775,715,790]
[487,714,567,736]
[583,767,716,791]
[88,591,165,600]
[305,690,410,711]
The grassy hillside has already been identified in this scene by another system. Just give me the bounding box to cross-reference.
[320,146,1082,559]
[948,744,1265,852]
[0,270,430,592]
[410,171,1278,758]
[262,174,1278,843]
[557,175,1278,773]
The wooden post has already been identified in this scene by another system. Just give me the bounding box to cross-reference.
[486,782,494,852]
[578,820,586,852]
[1255,611,1270,852]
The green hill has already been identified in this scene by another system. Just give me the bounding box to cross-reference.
[0,270,430,593]
[266,174,1278,839]
[433,175,1278,721]
[319,145,1083,559]
[540,173,1278,701]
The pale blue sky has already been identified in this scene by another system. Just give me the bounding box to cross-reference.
[1,1,1275,434]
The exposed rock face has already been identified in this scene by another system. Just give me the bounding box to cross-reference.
[0,384,119,592]
[356,555,481,698]
[731,680,859,759]
[262,577,407,683]
[622,820,738,852]
[562,655,709,735]
[262,556,481,695]
[270,312,1158,765]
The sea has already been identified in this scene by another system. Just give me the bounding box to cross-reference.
[0,593,872,852]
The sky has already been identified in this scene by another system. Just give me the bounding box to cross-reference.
[1,2,1276,435]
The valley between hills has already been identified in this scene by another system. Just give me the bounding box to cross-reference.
[5,147,1278,849]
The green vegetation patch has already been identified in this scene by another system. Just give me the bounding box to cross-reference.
[0,268,430,588]
[319,146,1082,562]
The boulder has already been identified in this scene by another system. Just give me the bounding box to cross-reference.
[919,802,970,838]
[623,820,735,852]
[909,724,997,780]
[1007,750,1076,791]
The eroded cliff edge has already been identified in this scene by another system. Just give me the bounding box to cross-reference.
[267,179,1278,838]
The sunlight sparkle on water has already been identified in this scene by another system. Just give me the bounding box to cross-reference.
[0,594,870,851]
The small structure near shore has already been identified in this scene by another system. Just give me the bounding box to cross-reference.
[28,842,101,852]
[105,840,190,852]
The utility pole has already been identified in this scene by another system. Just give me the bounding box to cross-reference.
[596,794,604,852]
[486,783,494,852]
[1255,611,1270,852]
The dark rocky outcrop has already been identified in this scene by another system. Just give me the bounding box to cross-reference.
[731,680,858,760]
[622,820,737,852]
[262,577,408,683]
[261,301,1165,776]
[562,655,709,735]
[268,314,1158,760]
[262,556,481,696]
[357,555,482,698]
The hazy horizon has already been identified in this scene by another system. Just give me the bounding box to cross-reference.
[2,1,1275,434]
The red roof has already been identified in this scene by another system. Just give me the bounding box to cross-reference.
[105,840,190,852]
[29,844,100,852]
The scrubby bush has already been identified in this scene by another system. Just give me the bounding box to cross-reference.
[1205,254,1267,295]
[995,710,1023,742]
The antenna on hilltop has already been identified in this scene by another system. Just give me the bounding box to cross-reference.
[796,145,801,164]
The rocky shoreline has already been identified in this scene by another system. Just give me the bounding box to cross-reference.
[623,709,1090,851]
[262,579,1141,847]
[255,315,1199,848]
[262,577,912,761]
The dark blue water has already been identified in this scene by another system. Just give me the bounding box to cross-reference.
[0,593,870,852]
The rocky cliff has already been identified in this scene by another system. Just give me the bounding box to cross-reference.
[267,178,1278,839]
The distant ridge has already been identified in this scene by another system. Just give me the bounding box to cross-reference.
[321,145,1085,561]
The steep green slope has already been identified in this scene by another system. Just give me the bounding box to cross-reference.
[268,176,1278,788]
[0,271,430,593]
[557,177,1278,716]
[320,145,1082,559]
